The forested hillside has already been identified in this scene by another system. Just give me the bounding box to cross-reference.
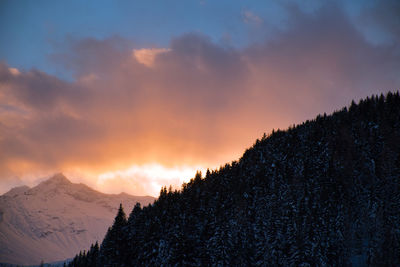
[70,92,400,266]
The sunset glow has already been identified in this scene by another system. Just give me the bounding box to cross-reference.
[97,164,207,196]
[0,0,399,197]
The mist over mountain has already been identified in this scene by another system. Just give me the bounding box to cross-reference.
[0,174,154,266]
[71,92,400,266]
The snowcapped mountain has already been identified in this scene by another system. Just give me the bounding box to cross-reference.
[0,173,154,266]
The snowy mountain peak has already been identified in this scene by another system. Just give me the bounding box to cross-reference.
[44,173,71,185]
[0,174,155,265]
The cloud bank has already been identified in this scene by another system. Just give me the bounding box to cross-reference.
[0,2,399,195]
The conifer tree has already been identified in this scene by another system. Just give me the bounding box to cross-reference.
[100,204,128,266]
[72,92,400,266]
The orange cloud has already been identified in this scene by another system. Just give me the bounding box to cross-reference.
[8,67,20,76]
[133,48,171,67]
[0,4,399,196]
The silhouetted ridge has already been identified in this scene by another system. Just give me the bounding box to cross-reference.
[70,91,400,266]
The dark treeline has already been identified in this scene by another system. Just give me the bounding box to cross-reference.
[69,92,400,266]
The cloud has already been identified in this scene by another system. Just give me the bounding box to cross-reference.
[133,48,171,67]
[8,67,20,76]
[1,2,399,195]
[242,10,263,25]
[355,0,400,45]
[97,163,206,196]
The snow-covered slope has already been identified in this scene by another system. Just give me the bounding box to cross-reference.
[0,173,154,266]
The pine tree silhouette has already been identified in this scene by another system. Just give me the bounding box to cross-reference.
[72,92,400,266]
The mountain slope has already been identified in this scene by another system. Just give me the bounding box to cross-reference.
[0,174,154,266]
[71,92,400,266]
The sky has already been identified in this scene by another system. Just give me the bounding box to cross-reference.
[0,0,399,196]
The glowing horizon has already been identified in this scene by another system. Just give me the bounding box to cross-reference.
[96,163,208,196]
[0,1,399,197]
